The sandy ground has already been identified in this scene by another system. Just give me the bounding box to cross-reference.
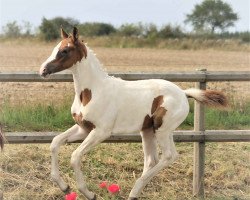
[0,42,249,106]
[0,43,249,72]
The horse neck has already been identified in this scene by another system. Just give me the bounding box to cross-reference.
[71,48,108,94]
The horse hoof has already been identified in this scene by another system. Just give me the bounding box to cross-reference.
[63,185,71,194]
[90,194,97,200]
[128,198,138,200]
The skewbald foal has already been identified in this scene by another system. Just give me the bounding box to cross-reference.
[39,27,227,200]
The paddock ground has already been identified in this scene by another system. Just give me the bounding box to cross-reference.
[0,41,249,199]
[0,42,249,106]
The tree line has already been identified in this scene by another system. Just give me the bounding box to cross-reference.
[2,18,249,43]
[1,0,249,42]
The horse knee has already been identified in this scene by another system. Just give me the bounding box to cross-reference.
[50,142,58,154]
[148,156,159,168]
[161,150,178,166]
[50,136,62,153]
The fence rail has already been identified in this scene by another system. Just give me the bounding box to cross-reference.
[4,130,250,144]
[1,70,250,198]
[0,71,250,82]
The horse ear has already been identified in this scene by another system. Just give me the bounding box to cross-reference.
[61,27,69,39]
[72,27,79,42]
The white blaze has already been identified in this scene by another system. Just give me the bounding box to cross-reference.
[39,42,62,75]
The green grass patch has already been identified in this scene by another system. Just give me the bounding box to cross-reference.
[0,102,74,132]
[205,105,250,129]
[0,100,249,131]
[180,100,250,130]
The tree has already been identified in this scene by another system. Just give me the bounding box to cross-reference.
[159,24,184,38]
[39,18,58,41]
[185,0,238,33]
[2,21,22,38]
[22,21,33,37]
[141,23,158,38]
[50,17,79,33]
[39,17,79,41]
[78,22,116,36]
[118,23,144,37]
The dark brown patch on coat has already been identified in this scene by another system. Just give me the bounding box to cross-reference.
[72,113,95,133]
[72,113,83,125]
[80,89,92,106]
[81,120,96,133]
[142,115,154,131]
[151,95,164,114]
[141,95,167,132]
[153,107,167,130]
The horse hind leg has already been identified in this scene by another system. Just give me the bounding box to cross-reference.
[140,128,159,176]
[128,130,178,200]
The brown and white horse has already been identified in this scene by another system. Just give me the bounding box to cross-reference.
[39,27,227,200]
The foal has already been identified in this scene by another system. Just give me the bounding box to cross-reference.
[40,27,227,200]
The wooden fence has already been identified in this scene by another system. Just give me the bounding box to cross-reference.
[1,70,250,198]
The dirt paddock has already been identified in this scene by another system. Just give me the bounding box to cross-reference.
[0,42,249,106]
[0,42,249,199]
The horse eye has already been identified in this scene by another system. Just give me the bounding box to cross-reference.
[61,49,68,56]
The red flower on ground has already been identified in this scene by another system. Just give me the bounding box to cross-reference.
[99,181,108,189]
[65,192,77,200]
[108,184,120,194]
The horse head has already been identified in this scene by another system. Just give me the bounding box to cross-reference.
[39,27,87,78]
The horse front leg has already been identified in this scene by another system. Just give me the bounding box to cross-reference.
[70,128,111,200]
[50,124,89,194]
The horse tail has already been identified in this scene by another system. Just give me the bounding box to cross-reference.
[184,88,228,108]
[0,124,5,150]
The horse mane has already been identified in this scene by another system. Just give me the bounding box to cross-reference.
[83,45,110,79]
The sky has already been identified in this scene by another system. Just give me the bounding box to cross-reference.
[0,0,249,32]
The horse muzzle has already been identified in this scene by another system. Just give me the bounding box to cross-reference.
[40,63,57,78]
[39,65,50,78]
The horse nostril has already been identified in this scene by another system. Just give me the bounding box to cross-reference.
[40,66,49,77]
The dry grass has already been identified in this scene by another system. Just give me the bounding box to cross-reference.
[0,40,250,199]
[1,142,249,200]
[82,36,250,52]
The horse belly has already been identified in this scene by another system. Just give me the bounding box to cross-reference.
[112,112,145,134]
[112,98,152,135]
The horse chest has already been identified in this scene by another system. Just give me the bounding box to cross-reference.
[71,103,96,133]
[71,97,82,116]
[71,89,113,132]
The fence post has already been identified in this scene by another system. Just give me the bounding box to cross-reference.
[193,69,206,198]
